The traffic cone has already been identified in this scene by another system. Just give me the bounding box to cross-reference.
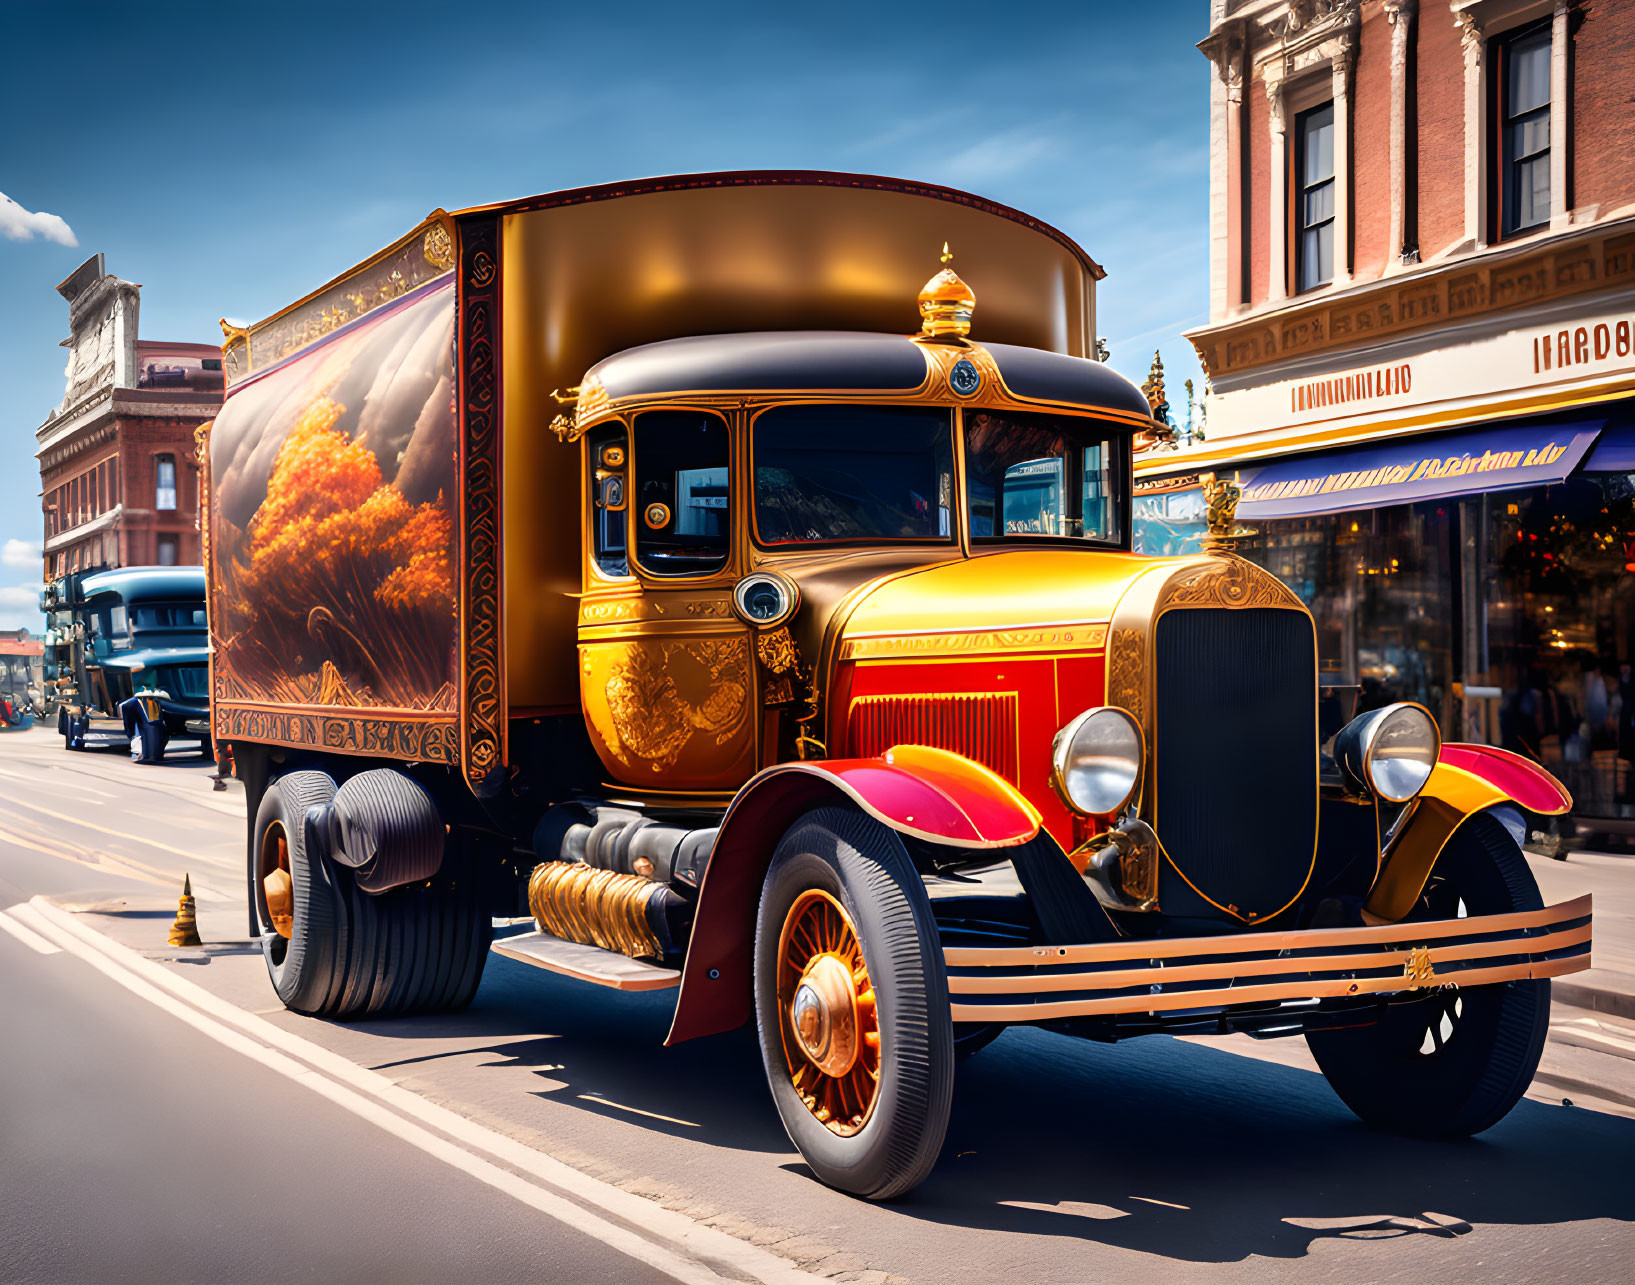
[168,873,202,948]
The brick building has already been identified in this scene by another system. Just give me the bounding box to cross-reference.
[1136,0,1635,828]
[35,254,221,578]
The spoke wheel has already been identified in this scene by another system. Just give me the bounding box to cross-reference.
[776,890,881,1137]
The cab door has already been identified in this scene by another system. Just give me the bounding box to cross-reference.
[577,408,756,791]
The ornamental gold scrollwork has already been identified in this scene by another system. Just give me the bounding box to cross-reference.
[422,224,456,272]
[604,638,749,770]
[1107,628,1146,725]
[1161,558,1303,611]
[1403,945,1437,988]
[755,627,800,674]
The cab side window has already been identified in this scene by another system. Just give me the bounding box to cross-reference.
[634,411,730,576]
[588,426,629,578]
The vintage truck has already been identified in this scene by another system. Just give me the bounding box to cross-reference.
[206,172,1591,1200]
[42,566,213,762]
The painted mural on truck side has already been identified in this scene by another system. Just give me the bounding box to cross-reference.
[207,278,458,714]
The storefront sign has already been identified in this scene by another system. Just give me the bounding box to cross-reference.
[1206,299,1635,441]
[1233,418,1604,518]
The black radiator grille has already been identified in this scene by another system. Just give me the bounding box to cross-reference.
[1152,608,1317,922]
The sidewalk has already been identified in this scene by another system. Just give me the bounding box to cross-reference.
[1529,849,1635,1020]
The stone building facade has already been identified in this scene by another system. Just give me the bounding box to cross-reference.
[1137,0,1635,829]
[35,254,222,578]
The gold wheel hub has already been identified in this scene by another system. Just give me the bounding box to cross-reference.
[260,820,293,939]
[776,890,880,1137]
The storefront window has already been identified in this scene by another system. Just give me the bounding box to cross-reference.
[1476,474,1635,818]
[1237,502,1457,728]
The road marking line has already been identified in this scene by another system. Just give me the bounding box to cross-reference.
[0,793,238,869]
[22,897,823,1285]
[0,821,232,899]
[578,1094,702,1127]
[0,907,61,954]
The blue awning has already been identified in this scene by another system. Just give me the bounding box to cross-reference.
[1583,422,1635,472]
[1235,418,1606,519]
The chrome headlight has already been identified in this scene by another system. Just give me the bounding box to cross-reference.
[731,571,799,628]
[1334,702,1440,802]
[1050,706,1143,817]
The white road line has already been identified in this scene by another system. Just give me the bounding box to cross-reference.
[0,907,61,954]
[0,793,239,871]
[18,897,822,1285]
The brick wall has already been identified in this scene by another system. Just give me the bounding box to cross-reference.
[1416,5,1466,258]
[1352,6,1394,280]
[116,417,202,568]
[1573,0,1635,216]
[1249,78,1271,304]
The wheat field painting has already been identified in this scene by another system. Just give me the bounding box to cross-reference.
[208,280,458,713]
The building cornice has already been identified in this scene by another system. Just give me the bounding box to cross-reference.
[34,389,114,456]
[45,505,123,553]
[1189,214,1635,380]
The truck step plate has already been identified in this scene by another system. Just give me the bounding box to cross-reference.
[491,929,681,992]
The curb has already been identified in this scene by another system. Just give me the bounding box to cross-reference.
[1553,975,1635,1022]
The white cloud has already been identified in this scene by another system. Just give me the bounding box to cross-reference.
[0,583,44,632]
[1,538,41,569]
[936,126,1063,185]
[0,190,78,246]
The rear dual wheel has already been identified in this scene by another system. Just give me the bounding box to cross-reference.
[253,770,490,1019]
[753,807,954,1201]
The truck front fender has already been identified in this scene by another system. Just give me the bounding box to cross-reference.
[664,746,1041,1045]
[1365,744,1571,922]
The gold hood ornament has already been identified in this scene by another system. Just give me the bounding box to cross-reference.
[917,243,975,339]
[1201,471,1255,553]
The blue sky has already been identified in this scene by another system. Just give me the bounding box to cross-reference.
[0,0,1210,630]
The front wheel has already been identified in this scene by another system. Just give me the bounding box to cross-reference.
[1307,812,1549,1138]
[753,807,954,1201]
[130,721,166,763]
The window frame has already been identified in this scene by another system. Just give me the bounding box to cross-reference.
[1294,99,1337,295]
[628,406,735,582]
[747,401,961,552]
[1492,19,1553,242]
[962,407,1134,553]
[586,421,633,581]
[154,453,177,511]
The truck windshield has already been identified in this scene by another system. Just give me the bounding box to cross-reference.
[753,405,954,545]
[965,409,1126,544]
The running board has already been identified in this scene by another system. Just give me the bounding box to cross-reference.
[491,929,681,992]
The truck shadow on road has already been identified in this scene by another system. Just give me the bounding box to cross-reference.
[340,954,1635,1265]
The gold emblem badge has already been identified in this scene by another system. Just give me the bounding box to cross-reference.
[1403,946,1437,988]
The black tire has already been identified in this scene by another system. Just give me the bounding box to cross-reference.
[254,770,491,1019]
[130,721,166,764]
[1307,812,1549,1138]
[753,807,954,1200]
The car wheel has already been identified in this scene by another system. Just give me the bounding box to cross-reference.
[130,721,166,764]
[1307,812,1549,1138]
[753,806,953,1200]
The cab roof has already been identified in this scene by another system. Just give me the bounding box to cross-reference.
[583,331,1153,421]
[81,566,206,605]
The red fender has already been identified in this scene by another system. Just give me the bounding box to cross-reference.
[1366,743,1572,922]
[1436,742,1572,815]
[664,746,1041,1045]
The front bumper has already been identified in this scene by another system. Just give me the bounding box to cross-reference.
[944,895,1592,1023]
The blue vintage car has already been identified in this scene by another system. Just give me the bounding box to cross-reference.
[44,566,211,763]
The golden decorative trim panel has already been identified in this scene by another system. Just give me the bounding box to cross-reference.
[1191,221,1635,379]
[841,623,1108,661]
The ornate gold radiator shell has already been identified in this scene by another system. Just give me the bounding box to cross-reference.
[527,861,666,960]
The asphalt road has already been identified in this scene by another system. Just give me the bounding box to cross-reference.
[2,725,1632,1284]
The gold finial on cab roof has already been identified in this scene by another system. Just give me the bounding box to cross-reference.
[918,242,975,339]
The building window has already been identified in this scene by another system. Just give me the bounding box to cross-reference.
[109,457,119,506]
[155,454,177,510]
[1497,24,1551,238]
[156,534,178,566]
[1295,102,1336,292]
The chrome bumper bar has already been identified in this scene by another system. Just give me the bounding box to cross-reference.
[945,895,1592,1023]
